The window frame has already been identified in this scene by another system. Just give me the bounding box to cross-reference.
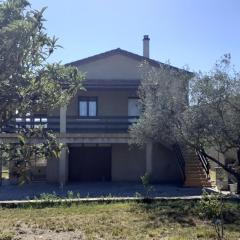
[78,96,98,118]
[128,97,141,117]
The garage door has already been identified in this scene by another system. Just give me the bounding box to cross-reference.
[69,147,111,182]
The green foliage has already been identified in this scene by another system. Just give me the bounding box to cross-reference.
[0,0,84,127]
[197,190,223,220]
[67,191,74,199]
[37,191,82,201]
[130,56,240,189]
[39,192,60,201]
[0,0,85,183]
[140,172,154,198]
[140,172,151,187]
[197,190,224,240]
[130,61,189,146]
[0,128,62,184]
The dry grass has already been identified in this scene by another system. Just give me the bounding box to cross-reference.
[0,201,239,239]
[1,169,9,180]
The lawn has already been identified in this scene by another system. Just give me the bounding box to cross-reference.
[0,200,239,240]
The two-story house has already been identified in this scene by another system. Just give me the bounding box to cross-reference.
[2,35,211,187]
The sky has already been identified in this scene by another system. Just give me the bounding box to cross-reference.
[30,0,240,72]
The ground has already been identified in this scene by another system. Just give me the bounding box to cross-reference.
[0,182,212,200]
[0,201,239,240]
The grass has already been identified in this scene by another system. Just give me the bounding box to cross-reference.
[0,200,239,239]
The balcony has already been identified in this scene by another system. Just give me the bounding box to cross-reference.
[2,116,138,133]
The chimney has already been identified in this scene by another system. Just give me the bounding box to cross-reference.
[143,35,150,58]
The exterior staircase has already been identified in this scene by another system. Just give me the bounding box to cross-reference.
[182,147,212,187]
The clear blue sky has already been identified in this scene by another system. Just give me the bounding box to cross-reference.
[31,0,240,72]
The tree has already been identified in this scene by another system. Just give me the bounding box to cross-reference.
[129,61,190,147]
[130,55,240,192]
[0,128,61,184]
[0,0,84,183]
[0,0,84,127]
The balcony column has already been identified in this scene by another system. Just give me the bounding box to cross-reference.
[146,142,153,176]
[60,105,67,133]
[59,144,69,186]
[59,105,67,186]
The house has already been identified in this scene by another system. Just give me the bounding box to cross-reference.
[1,35,211,187]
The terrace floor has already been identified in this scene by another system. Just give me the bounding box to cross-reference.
[0,181,216,201]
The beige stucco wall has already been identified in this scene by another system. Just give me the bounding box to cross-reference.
[111,143,182,183]
[46,143,182,184]
[48,89,138,117]
[46,157,59,183]
[111,143,146,181]
[152,143,182,183]
[67,89,137,117]
[48,53,188,117]
[46,143,146,183]
[76,54,142,80]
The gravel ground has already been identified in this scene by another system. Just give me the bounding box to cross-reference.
[0,181,213,201]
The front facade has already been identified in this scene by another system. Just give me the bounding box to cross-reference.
[1,36,211,187]
[47,36,185,185]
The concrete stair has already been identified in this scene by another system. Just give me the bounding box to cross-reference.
[181,147,212,187]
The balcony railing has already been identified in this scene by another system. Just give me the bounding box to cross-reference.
[1,116,138,133]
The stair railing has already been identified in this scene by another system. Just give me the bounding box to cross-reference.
[195,149,210,177]
[172,144,186,183]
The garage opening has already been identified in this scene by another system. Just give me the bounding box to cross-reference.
[68,146,111,182]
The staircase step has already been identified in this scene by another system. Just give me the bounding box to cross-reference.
[185,177,210,181]
[179,146,212,188]
[185,167,206,170]
[185,181,211,186]
[185,178,211,183]
[185,175,209,178]
[185,183,212,187]
[185,168,206,172]
[185,179,211,184]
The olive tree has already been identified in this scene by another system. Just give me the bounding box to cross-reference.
[129,61,190,147]
[130,55,240,191]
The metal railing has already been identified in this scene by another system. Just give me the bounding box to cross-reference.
[2,116,60,133]
[66,116,138,132]
[172,143,186,182]
[196,149,210,177]
[1,116,138,133]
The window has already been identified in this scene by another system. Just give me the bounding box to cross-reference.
[128,98,140,123]
[79,97,97,117]
[128,98,140,117]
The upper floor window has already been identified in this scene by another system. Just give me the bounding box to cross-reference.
[128,98,140,117]
[79,97,97,117]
